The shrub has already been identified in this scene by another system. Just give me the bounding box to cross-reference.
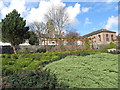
[1,54,5,58]
[1,46,14,54]
[2,49,108,76]
[3,65,21,76]
[109,42,116,49]
[11,54,18,59]
[15,58,32,68]
[6,54,11,58]
[3,69,58,89]
[23,61,41,70]
[28,31,39,45]
[35,48,46,53]
[84,39,90,49]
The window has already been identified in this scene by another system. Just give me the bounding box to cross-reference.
[98,35,101,41]
[52,42,55,44]
[106,34,109,41]
[111,35,114,41]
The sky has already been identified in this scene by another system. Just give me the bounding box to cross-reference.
[0,0,119,36]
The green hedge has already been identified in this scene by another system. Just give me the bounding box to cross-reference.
[1,49,108,76]
[3,69,58,89]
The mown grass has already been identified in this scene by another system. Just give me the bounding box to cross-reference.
[45,53,118,88]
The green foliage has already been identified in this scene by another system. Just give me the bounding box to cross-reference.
[28,31,39,45]
[11,54,18,59]
[0,22,2,39]
[85,39,90,49]
[109,42,116,49]
[45,53,118,88]
[2,9,29,45]
[2,49,107,76]
[4,69,58,89]
[2,49,110,88]
[117,41,120,49]
[2,9,29,53]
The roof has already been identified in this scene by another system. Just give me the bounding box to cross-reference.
[116,34,120,39]
[83,29,116,37]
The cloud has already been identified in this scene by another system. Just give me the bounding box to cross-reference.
[26,0,67,24]
[105,16,118,29]
[0,0,26,18]
[82,7,91,13]
[106,0,116,2]
[85,17,92,25]
[0,0,81,25]
[27,0,80,25]
[0,1,4,10]
[26,1,52,23]
[115,6,118,10]
[66,3,81,24]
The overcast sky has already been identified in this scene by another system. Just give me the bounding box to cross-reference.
[0,0,119,35]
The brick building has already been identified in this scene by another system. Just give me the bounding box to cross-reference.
[83,29,117,49]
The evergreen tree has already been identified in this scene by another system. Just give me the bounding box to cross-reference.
[2,9,29,54]
[28,31,39,45]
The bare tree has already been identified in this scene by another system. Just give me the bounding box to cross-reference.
[45,4,70,38]
[46,19,56,38]
[65,30,79,45]
[30,22,46,45]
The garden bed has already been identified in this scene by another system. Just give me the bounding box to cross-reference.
[45,53,118,88]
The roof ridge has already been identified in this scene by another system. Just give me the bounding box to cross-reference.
[83,29,116,37]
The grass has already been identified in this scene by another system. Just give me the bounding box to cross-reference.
[44,53,118,88]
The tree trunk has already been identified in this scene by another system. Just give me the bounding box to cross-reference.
[12,45,17,54]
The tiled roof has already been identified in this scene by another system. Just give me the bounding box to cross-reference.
[83,29,116,37]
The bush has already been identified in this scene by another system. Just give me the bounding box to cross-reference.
[3,69,58,89]
[84,39,90,49]
[109,42,116,49]
[1,46,14,54]
[28,31,39,45]
[2,49,108,76]
[11,54,18,59]
[3,65,21,76]
[6,54,11,58]
[23,61,41,70]
[35,48,46,53]
[1,54,6,58]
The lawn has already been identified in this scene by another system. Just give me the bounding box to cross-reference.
[44,53,118,88]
